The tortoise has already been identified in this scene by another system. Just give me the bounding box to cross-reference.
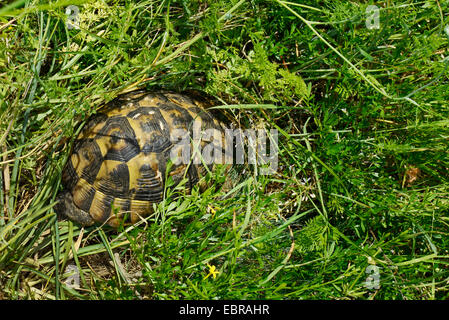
[55,90,227,228]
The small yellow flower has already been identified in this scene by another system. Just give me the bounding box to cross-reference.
[207,205,220,217]
[203,263,219,280]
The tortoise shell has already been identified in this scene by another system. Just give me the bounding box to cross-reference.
[55,91,225,228]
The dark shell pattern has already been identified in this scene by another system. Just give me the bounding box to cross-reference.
[60,91,225,227]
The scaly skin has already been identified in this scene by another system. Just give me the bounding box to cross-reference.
[55,190,95,226]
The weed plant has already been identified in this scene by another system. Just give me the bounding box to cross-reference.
[0,0,448,299]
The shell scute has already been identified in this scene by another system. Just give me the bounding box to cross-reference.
[59,91,223,227]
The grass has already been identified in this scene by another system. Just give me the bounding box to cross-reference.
[0,0,449,300]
